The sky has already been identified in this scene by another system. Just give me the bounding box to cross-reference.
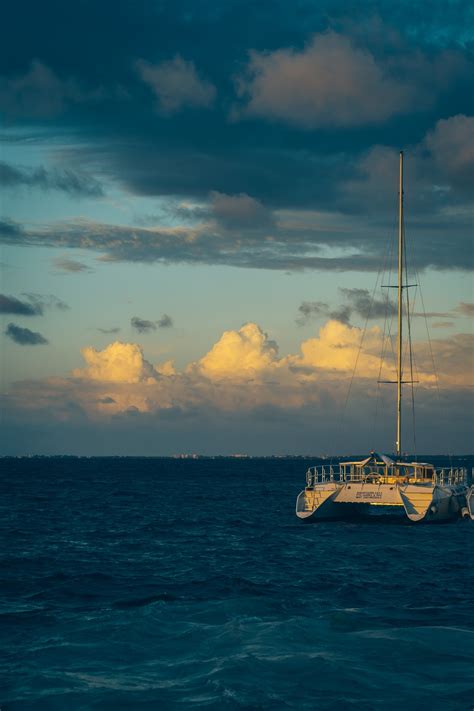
[0,0,473,455]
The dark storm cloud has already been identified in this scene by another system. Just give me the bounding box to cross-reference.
[131,317,156,334]
[0,2,473,272]
[1,210,471,273]
[0,161,104,197]
[0,60,107,118]
[5,322,48,345]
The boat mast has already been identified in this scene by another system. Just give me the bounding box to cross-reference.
[396,151,404,457]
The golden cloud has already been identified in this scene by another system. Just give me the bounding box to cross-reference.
[4,320,471,422]
[73,341,158,384]
[196,322,278,380]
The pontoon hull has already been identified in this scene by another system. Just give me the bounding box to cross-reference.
[296,482,469,523]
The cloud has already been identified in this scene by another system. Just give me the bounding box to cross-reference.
[0,218,25,238]
[135,56,216,114]
[296,301,329,326]
[0,60,103,118]
[73,341,158,383]
[455,302,474,317]
[5,322,48,345]
[1,193,471,272]
[98,327,121,334]
[209,191,275,230]
[431,321,454,329]
[297,289,396,326]
[0,292,68,315]
[0,161,104,197]
[416,333,474,388]
[233,32,464,128]
[196,322,279,380]
[292,319,387,378]
[22,293,69,312]
[131,317,156,333]
[3,318,471,454]
[296,301,352,326]
[0,294,41,316]
[53,257,92,273]
[157,314,173,328]
[424,115,474,191]
[339,288,396,320]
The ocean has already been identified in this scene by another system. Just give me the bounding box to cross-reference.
[2,456,474,710]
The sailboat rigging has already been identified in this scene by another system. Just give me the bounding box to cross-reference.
[295,152,474,523]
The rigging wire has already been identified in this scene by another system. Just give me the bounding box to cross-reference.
[339,264,384,446]
[372,205,397,445]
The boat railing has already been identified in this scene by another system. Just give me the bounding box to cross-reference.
[306,465,343,486]
[305,465,468,487]
[433,468,468,486]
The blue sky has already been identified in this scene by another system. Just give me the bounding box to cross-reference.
[1,0,473,454]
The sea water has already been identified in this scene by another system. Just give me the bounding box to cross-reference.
[1,457,473,710]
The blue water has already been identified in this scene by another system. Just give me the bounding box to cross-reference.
[1,457,474,710]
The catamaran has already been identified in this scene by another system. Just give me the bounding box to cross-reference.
[296,152,473,523]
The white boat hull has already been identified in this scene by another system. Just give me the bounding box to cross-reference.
[296,481,469,523]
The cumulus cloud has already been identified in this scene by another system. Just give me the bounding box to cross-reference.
[136,56,216,114]
[0,161,104,197]
[196,323,279,380]
[3,318,471,452]
[233,32,454,128]
[292,320,388,379]
[73,341,158,383]
[5,322,48,345]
